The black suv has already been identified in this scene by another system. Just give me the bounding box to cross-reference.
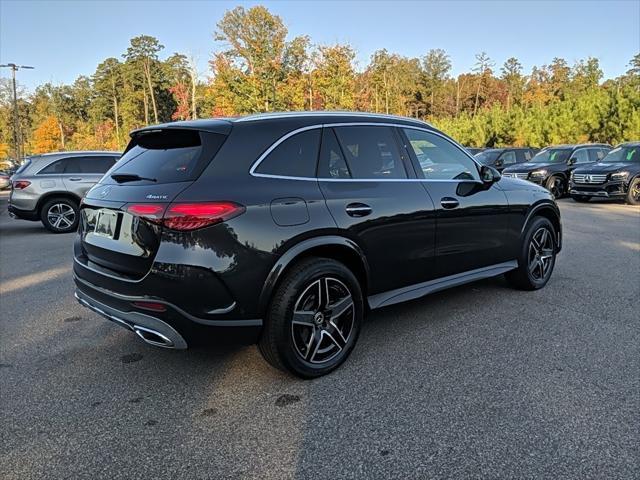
[475,147,538,172]
[570,142,640,204]
[502,144,611,198]
[73,112,562,378]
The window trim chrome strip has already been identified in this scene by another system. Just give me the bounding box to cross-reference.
[249,122,483,183]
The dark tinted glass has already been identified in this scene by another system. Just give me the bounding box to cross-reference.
[403,129,479,181]
[318,128,350,179]
[62,156,117,174]
[39,159,66,174]
[255,129,321,178]
[334,126,406,179]
[109,130,225,184]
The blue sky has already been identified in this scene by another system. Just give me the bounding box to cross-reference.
[1,0,638,91]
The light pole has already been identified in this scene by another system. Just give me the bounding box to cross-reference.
[0,63,34,162]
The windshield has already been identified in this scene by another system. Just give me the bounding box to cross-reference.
[600,146,639,163]
[475,150,500,164]
[530,148,571,163]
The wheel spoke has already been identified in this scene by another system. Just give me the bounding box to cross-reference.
[292,311,316,327]
[329,295,353,321]
[306,328,323,362]
[328,320,348,346]
[323,329,345,351]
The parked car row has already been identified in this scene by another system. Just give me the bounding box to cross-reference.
[498,142,639,205]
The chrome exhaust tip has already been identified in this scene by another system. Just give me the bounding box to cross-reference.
[133,325,176,349]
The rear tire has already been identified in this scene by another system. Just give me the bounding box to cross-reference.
[626,177,640,205]
[40,197,79,233]
[258,257,363,379]
[571,195,591,203]
[505,216,557,291]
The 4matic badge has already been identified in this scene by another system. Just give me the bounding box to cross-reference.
[145,194,168,200]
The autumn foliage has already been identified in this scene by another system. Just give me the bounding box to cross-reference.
[0,5,638,160]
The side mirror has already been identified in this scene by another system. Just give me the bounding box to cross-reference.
[568,157,577,165]
[495,158,504,167]
[480,165,501,185]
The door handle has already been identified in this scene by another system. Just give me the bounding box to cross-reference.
[68,177,83,181]
[345,203,372,217]
[440,197,459,209]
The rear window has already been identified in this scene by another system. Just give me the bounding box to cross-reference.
[107,129,226,184]
[15,158,31,174]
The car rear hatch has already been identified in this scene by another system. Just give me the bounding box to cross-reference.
[77,126,231,280]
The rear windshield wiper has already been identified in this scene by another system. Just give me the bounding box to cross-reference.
[110,173,157,183]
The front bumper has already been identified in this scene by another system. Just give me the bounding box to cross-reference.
[74,274,263,348]
[569,180,627,198]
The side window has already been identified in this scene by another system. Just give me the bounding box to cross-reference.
[571,149,590,163]
[402,129,479,181]
[38,159,68,174]
[255,129,321,178]
[597,148,609,160]
[523,150,533,161]
[318,128,351,179]
[62,157,84,173]
[333,126,407,179]
[81,156,118,174]
[499,151,517,165]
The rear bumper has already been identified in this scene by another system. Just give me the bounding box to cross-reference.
[74,274,263,348]
[569,180,627,198]
[7,204,39,221]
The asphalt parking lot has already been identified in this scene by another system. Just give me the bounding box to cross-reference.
[1,191,638,479]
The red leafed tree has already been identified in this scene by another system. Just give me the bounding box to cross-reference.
[170,83,191,120]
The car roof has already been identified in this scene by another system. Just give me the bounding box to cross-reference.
[543,143,610,150]
[131,111,433,135]
[27,151,120,161]
[617,141,640,147]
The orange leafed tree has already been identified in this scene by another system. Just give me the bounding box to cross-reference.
[31,116,64,154]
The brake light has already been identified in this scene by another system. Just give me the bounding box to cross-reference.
[125,202,245,231]
[164,202,245,231]
[12,180,31,190]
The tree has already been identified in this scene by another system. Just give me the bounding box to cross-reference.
[93,58,123,147]
[214,6,288,112]
[501,57,524,110]
[422,49,451,116]
[124,35,164,123]
[313,44,356,110]
[472,52,494,115]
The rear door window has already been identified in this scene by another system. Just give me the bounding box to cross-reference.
[333,126,407,179]
[255,129,321,178]
[109,129,226,184]
[318,128,351,179]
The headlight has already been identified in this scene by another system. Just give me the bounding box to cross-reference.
[610,171,629,180]
[530,169,547,177]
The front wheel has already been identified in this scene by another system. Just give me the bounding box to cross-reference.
[626,177,640,205]
[545,175,565,198]
[505,216,557,290]
[40,197,79,233]
[258,258,363,378]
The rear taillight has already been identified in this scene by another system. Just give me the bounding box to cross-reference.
[125,202,245,231]
[12,180,31,189]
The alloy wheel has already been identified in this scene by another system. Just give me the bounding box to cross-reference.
[291,277,355,364]
[47,203,76,230]
[528,227,554,281]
